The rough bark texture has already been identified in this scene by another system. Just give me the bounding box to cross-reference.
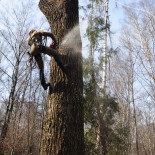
[39,0,84,155]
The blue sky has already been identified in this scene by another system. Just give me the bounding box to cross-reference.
[0,0,142,53]
[78,0,140,54]
[108,0,140,47]
[0,0,138,41]
[0,0,139,29]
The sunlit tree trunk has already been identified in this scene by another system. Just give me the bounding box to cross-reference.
[39,0,84,154]
[102,0,109,95]
[100,1,109,154]
[128,52,140,155]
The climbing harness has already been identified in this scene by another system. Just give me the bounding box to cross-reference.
[26,30,67,90]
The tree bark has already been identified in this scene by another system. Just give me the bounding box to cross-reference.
[39,0,84,155]
[102,0,109,95]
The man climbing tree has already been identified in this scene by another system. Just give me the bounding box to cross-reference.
[38,0,84,155]
[27,29,66,90]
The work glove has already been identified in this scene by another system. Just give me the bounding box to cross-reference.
[50,42,58,50]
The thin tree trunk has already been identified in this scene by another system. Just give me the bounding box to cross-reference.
[99,1,109,154]
[102,0,109,95]
[129,52,140,155]
[0,61,19,152]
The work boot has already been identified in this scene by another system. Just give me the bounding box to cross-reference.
[40,69,50,90]
[41,81,50,90]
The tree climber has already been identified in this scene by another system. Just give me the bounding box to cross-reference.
[27,29,65,90]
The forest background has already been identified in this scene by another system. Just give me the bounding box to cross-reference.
[0,0,155,155]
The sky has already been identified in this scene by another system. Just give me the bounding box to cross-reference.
[0,0,139,49]
[0,0,139,31]
[0,0,143,61]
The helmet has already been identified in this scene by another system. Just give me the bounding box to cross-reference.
[29,29,36,35]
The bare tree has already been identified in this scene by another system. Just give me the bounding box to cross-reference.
[111,0,155,154]
[0,1,45,153]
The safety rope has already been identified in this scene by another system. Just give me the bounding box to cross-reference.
[26,52,37,69]
[27,54,32,154]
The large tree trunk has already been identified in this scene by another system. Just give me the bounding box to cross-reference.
[39,0,84,155]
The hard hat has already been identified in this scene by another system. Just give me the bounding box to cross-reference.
[29,29,36,35]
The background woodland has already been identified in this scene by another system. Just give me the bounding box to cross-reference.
[0,0,155,155]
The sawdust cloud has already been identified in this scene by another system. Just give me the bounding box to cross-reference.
[61,24,82,52]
